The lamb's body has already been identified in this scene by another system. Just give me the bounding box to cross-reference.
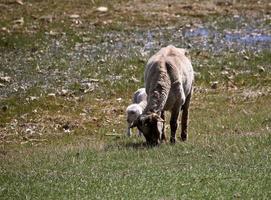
[133,45,194,145]
[126,88,147,136]
[133,88,147,104]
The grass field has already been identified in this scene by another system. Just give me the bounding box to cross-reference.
[0,0,271,199]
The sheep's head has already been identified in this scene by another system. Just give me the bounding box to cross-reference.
[126,104,143,125]
[131,113,164,145]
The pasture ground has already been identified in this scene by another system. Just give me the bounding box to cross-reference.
[0,0,270,199]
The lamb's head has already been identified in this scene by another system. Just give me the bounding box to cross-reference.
[131,113,164,145]
[126,104,143,126]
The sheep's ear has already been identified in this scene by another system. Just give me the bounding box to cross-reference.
[130,117,140,128]
[150,113,164,123]
[157,116,165,123]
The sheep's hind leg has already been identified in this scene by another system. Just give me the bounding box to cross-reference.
[170,105,180,144]
[181,91,192,141]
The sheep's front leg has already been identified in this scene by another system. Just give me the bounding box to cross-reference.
[170,106,180,144]
[181,91,192,141]
[160,111,166,142]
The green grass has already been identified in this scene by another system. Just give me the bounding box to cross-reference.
[1,133,270,199]
[1,47,271,200]
[1,87,270,199]
[1,0,271,199]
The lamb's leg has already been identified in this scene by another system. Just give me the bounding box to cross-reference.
[170,105,180,144]
[127,124,132,137]
[181,91,192,141]
[137,129,142,137]
[160,111,166,142]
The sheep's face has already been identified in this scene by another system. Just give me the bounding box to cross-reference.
[132,113,164,145]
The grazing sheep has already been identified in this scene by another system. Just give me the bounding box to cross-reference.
[131,45,194,145]
[126,88,147,137]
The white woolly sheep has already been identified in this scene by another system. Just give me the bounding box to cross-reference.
[126,88,147,137]
[131,45,194,145]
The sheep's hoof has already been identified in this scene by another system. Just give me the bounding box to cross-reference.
[170,137,176,144]
[181,133,187,141]
[146,141,158,147]
[160,138,167,144]
[161,133,166,141]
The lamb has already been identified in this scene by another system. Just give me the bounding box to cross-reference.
[126,88,147,137]
[131,45,194,145]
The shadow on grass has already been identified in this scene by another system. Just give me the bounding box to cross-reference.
[103,141,149,151]
[124,141,151,149]
[104,137,172,151]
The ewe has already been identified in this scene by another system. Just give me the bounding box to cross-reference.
[126,88,147,136]
[131,45,194,145]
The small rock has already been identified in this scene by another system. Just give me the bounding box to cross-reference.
[36,65,42,73]
[82,37,91,42]
[48,93,56,97]
[98,58,105,63]
[221,70,229,75]
[0,76,12,83]
[243,55,249,60]
[30,96,38,101]
[97,6,108,12]
[2,105,8,112]
[89,78,100,82]
[62,123,71,133]
[258,66,265,73]
[182,5,193,10]
[194,72,201,78]
[40,15,53,23]
[62,123,70,130]
[25,128,34,135]
[69,14,80,19]
[13,17,24,25]
[233,193,241,198]
[59,89,69,96]
[1,27,10,33]
[15,0,24,5]
[130,76,140,83]
[48,30,58,36]
[227,81,238,90]
[226,75,234,80]
[210,81,219,89]
[71,19,82,25]
[208,71,214,77]
[187,43,193,48]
